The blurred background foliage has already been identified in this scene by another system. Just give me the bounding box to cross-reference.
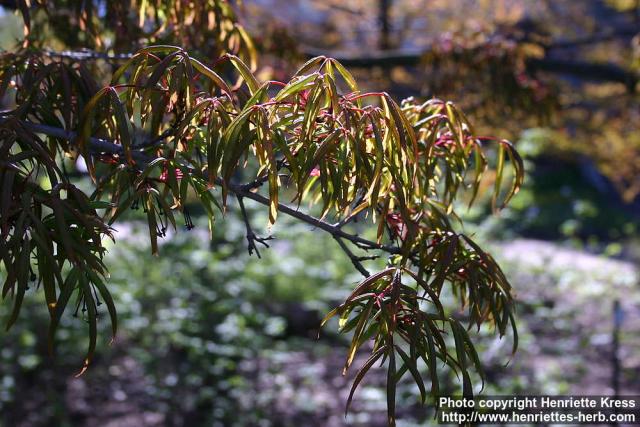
[1,0,640,426]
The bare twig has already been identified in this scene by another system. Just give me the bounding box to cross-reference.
[333,236,376,277]
[236,195,273,258]
[333,194,366,228]
[230,184,401,255]
[239,159,287,192]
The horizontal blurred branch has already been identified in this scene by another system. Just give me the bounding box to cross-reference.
[543,27,638,49]
[527,58,637,90]
[31,29,639,90]
[303,45,638,90]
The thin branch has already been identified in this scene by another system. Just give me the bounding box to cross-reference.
[333,194,366,228]
[237,195,273,258]
[230,183,401,255]
[15,121,170,159]
[239,159,287,192]
[333,235,372,277]
[333,214,357,229]
[18,122,122,154]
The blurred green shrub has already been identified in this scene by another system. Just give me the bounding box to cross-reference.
[0,206,357,426]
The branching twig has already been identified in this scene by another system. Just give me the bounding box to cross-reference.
[230,184,401,255]
[237,195,273,258]
[333,236,376,277]
[239,159,288,192]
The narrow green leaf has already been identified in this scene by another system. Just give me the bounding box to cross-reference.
[343,299,375,374]
[330,59,359,93]
[190,57,232,96]
[395,345,427,403]
[274,73,318,101]
[49,267,80,353]
[387,347,397,427]
[6,238,30,331]
[345,346,385,416]
[78,274,97,375]
[226,54,260,95]
[88,270,117,341]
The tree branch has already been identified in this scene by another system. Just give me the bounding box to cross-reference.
[17,122,123,154]
[238,159,287,192]
[11,120,405,258]
[333,235,372,277]
[526,58,637,90]
[237,195,273,258]
[229,181,401,254]
[12,120,172,165]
